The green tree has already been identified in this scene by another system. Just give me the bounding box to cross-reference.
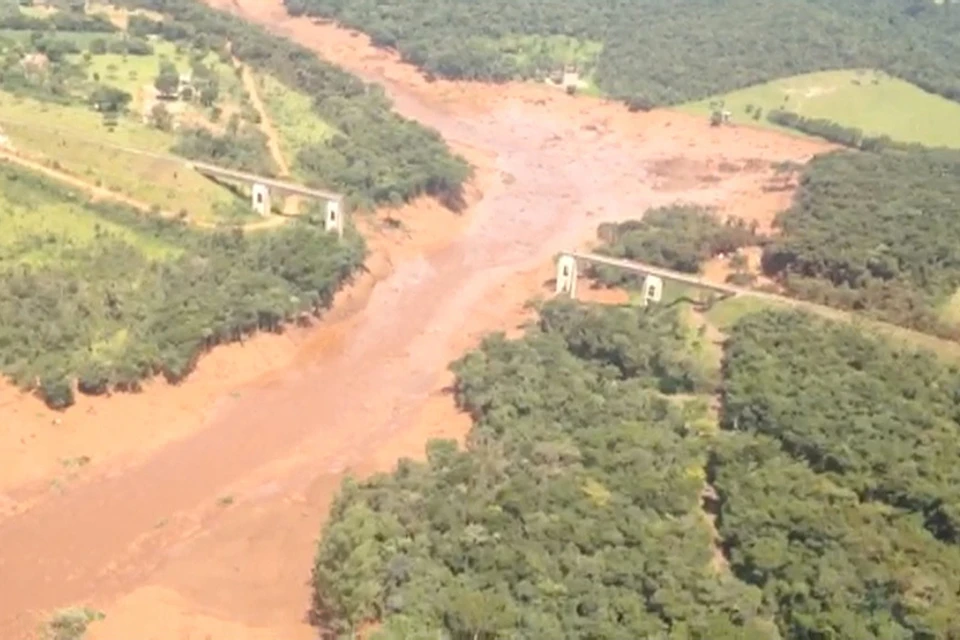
[154,60,180,97]
[149,102,173,131]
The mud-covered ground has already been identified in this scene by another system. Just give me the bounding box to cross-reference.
[0,2,829,637]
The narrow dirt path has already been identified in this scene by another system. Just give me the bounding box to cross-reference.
[236,61,291,178]
[234,57,303,216]
[0,3,833,640]
[0,148,160,213]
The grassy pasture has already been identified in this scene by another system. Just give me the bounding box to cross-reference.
[75,40,245,110]
[1,118,246,223]
[680,69,960,149]
[0,93,252,224]
[0,165,179,266]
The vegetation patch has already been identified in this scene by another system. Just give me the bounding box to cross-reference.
[253,71,335,175]
[114,0,470,209]
[313,300,764,638]
[0,167,178,265]
[592,205,760,283]
[0,162,365,409]
[717,308,960,635]
[761,148,960,335]
[41,607,104,640]
[682,70,960,149]
[314,296,960,637]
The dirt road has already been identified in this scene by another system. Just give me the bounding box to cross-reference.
[0,139,293,231]
[0,2,829,638]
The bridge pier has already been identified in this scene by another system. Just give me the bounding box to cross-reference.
[640,275,664,306]
[325,199,343,238]
[251,182,271,217]
[555,254,579,298]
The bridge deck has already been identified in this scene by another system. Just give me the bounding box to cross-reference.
[190,161,342,201]
[566,251,739,296]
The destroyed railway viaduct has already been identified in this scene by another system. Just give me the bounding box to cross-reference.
[188,161,345,238]
[555,251,743,304]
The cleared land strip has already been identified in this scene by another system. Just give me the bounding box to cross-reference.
[569,251,960,359]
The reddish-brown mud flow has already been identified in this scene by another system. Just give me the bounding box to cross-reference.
[0,1,829,638]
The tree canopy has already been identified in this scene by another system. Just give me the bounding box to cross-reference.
[0,163,365,408]
[761,148,960,334]
[313,300,764,638]
[717,308,960,637]
[284,0,960,109]
[593,205,758,283]
[314,300,960,639]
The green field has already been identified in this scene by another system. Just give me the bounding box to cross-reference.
[0,93,253,223]
[681,69,960,148]
[0,166,179,266]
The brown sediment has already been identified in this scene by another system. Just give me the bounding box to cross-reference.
[0,1,832,638]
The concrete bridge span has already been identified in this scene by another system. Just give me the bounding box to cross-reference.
[555,251,739,304]
[188,161,344,237]
[0,116,346,237]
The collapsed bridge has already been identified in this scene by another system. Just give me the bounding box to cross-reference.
[555,251,742,304]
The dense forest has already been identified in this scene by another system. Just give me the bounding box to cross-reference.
[284,0,960,108]
[313,300,767,638]
[718,309,960,636]
[0,163,365,408]
[313,299,960,638]
[761,148,960,333]
[593,206,759,282]
[111,0,471,208]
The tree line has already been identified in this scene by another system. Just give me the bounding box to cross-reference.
[284,0,960,109]
[0,163,365,409]
[0,5,117,33]
[765,110,935,152]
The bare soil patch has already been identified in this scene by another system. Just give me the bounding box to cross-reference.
[0,2,830,638]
